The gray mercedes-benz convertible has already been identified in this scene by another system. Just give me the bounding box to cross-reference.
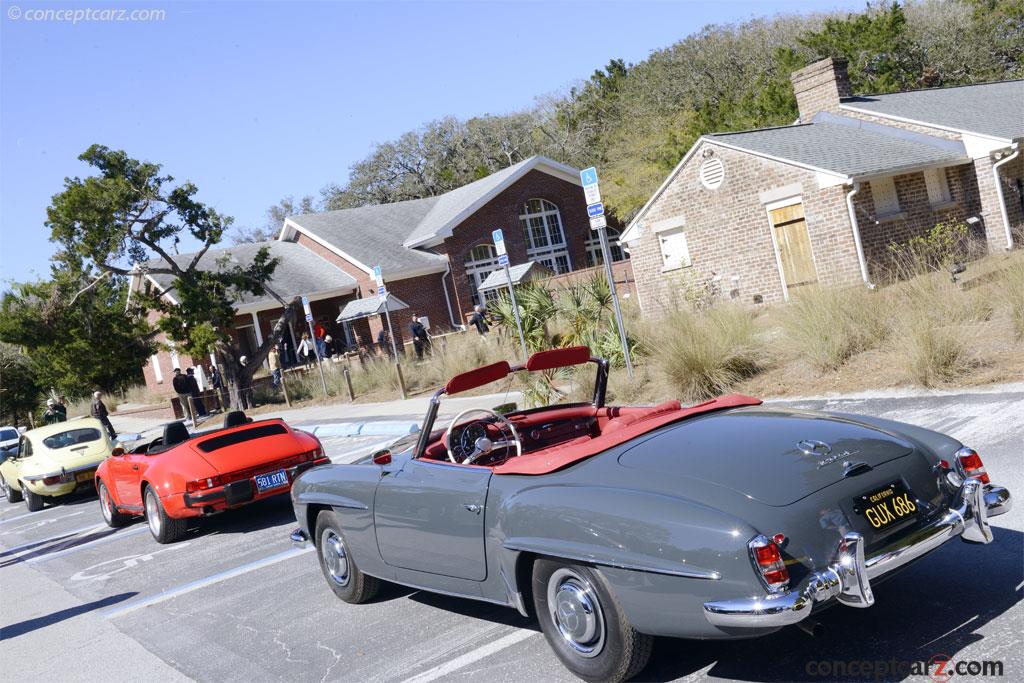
[289,346,1011,682]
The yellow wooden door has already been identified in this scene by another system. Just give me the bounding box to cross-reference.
[769,203,818,290]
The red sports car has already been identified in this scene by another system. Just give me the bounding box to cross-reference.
[96,411,328,543]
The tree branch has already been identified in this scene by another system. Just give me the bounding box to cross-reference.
[67,270,111,306]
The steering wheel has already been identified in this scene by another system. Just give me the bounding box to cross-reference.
[444,408,522,465]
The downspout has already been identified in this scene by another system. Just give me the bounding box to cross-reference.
[992,143,1020,250]
[845,181,873,287]
[441,260,462,330]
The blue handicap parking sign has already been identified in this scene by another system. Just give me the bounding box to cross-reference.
[587,202,604,217]
[377,285,387,295]
[492,229,504,243]
[580,167,598,186]
[498,254,509,266]
[305,313,313,322]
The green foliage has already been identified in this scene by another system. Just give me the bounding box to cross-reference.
[0,272,154,397]
[0,343,42,424]
[887,219,977,277]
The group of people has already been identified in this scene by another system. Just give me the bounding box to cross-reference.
[42,396,68,425]
[42,391,117,440]
[172,367,210,424]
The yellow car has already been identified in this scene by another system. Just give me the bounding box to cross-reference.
[0,418,118,512]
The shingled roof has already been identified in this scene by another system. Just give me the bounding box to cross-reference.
[143,241,357,311]
[707,113,967,178]
[283,156,581,278]
[840,80,1024,141]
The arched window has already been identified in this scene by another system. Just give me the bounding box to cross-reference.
[464,243,500,306]
[519,199,571,274]
[584,226,628,268]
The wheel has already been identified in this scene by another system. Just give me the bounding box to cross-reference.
[315,510,379,603]
[98,480,132,528]
[532,559,653,683]
[144,485,187,543]
[1,474,22,503]
[23,485,45,512]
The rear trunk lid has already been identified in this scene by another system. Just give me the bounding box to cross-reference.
[617,408,917,506]
[190,422,304,474]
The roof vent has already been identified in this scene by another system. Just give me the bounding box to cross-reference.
[700,158,725,190]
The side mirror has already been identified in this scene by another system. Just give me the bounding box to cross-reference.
[372,449,392,466]
[111,447,126,457]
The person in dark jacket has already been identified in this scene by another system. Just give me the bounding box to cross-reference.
[90,391,116,439]
[43,399,66,425]
[467,304,490,340]
[409,314,430,360]
[377,328,391,356]
[172,368,196,424]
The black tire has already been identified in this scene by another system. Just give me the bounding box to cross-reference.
[98,480,132,528]
[315,510,379,603]
[532,559,653,683]
[1,474,22,503]
[144,485,187,543]
[23,485,45,512]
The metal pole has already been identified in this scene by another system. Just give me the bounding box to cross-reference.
[343,366,355,401]
[597,226,634,377]
[307,319,329,397]
[504,264,529,360]
[279,368,291,407]
[382,293,407,400]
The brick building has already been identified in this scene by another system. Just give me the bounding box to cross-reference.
[620,58,1023,312]
[135,156,629,395]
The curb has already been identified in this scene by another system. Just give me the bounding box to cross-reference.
[305,421,420,438]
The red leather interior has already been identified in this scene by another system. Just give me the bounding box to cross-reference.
[492,394,762,475]
[445,361,511,395]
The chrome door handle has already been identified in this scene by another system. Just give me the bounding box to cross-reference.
[463,503,481,514]
[131,465,139,471]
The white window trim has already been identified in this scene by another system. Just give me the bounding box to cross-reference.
[519,199,572,274]
[150,355,163,383]
[871,176,901,218]
[658,227,692,272]
[763,196,805,303]
[923,167,953,207]
[649,216,684,234]
[464,243,501,306]
[584,227,626,268]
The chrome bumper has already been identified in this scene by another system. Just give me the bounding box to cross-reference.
[290,528,310,548]
[704,479,1011,629]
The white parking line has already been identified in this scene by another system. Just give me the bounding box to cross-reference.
[401,629,539,683]
[102,545,315,619]
[0,506,88,526]
[27,525,150,564]
[0,522,104,557]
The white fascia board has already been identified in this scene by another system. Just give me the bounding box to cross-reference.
[144,274,179,305]
[837,104,1013,146]
[963,134,1015,159]
[403,156,583,249]
[853,157,971,183]
[816,172,851,189]
[383,262,449,281]
[285,220,375,276]
[709,138,850,183]
[621,138,707,243]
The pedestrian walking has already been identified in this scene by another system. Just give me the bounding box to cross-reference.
[42,399,66,424]
[377,328,391,356]
[55,396,68,421]
[172,368,196,424]
[90,391,116,439]
[239,356,253,409]
[298,333,314,368]
[208,364,226,411]
[410,313,430,360]
[269,345,282,387]
[467,304,490,340]
[322,335,334,360]
[186,368,207,417]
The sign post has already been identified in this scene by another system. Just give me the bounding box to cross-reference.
[302,295,329,397]
[493,229,528,361]
[374,266,406,400]
[580,167,634,377]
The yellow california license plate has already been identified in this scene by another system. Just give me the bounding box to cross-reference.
[854,481,918,531]
[76,470,96,483]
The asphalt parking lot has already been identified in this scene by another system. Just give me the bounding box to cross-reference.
[1,389,1021,682]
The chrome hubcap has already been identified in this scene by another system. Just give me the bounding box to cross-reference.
[100,486,112,522]
[145,492,161,535]
[321,529,349,586]
[548,568,605,657]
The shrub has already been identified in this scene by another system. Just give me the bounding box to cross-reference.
[651,305,762,402]
[780,285,889,371]
[886,219,981,279]
[998,257,1024,339]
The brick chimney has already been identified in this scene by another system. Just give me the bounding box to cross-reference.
[790,57,852,122]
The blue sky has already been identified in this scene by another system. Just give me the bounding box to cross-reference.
[0,0,864,285]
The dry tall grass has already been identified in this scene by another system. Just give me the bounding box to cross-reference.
[999,257,1024,339]
[780,286,890,371]
[649,305,762,402]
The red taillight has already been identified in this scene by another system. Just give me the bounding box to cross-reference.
[957,448,989,484]
[306,446,324,462]
[186,476,222,493]
[749,535,790,593]
[43,475,65,485]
